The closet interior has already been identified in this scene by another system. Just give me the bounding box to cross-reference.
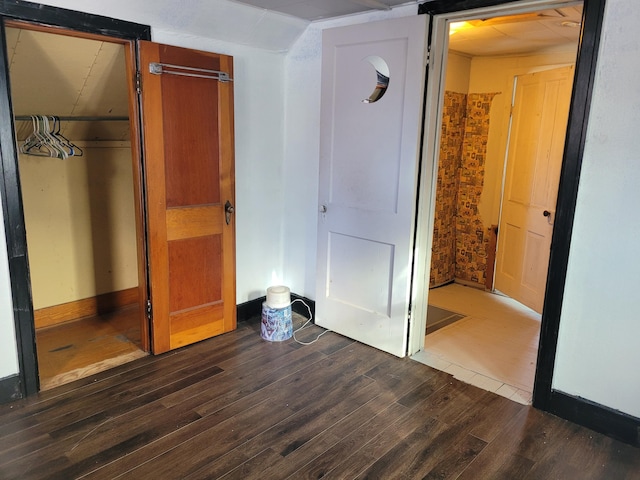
[6,25,146,390]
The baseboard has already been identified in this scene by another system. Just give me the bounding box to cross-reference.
[236,297,264,322]
[454,279,486,290]
[548,390,640,447]
[290,293,316,319]
[0,374,23,405]
[35,287,139,329]
[236,293,315,323]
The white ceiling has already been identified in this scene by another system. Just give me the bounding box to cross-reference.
[447,5,583,56]
[230,0,415,21]
[231,0,583,56]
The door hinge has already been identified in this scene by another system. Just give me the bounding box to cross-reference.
[136,70,142,94]
[146,298,152,321]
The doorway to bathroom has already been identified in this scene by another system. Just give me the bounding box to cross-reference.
[416,1,582,402]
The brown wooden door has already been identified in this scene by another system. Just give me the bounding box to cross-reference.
[139,41,236,353]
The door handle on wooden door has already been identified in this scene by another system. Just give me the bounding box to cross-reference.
[225,200,234,225]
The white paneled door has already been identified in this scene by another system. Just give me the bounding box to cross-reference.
[315,16,427,357]
[495,66,574,313]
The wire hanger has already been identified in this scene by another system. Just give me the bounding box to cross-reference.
[20,115,83,159]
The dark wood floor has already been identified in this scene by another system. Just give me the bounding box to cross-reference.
[1,318,639,479]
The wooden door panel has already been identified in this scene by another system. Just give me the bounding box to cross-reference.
[166,206,222,241]
[139,41,236,354]
[163,74,220,207]
[169,304,225,350]
[168,236,222,310]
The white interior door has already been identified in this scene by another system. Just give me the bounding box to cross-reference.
[495,66,574,313]
[315,16,427,357]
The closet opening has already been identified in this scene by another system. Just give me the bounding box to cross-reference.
[5,21,149,390]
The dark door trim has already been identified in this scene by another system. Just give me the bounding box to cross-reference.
[420,0,607,418]
[0,0,150,399]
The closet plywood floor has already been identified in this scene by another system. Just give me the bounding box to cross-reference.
[36,305,147,391]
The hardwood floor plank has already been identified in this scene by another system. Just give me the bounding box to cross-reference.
[0,365,223,478]
[364,356,449,396]
[218,447,282,480]
[420,433,487,479]
[320,394,453,479]
[122,344,386,479]
[82,339,336,479]
[159,333,339,411]
[290,324,356,356]
[0,323,257,425]
[456,408,533,480]
[474,453,536,480]
[523,418,640,480]
[395,370,454,409]
[192,340,388,419]
[283,399,411,480]
[184,378,383,480]
[506,408,578,462]
[51,408,204,480]
[0,320,637,480]
[113,342,391,478]
[398,376,491,426]
[333,416,449,479]
[101,397,293,479]
[468,393,527,442]
[336,380,498,479]
[355,416,482,479]
[0,355,224,453]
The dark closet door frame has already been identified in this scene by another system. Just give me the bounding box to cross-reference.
[0,0,151,400]
[419,0,640,445]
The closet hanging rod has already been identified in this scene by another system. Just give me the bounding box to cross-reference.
[149,62,233,83]
[14,115,129,122]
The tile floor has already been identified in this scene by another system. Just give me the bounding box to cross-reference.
[411,283,541,405]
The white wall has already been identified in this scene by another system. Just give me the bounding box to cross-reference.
[0,195,19,379]
[152,29,289,302]
[281,5,418,298]
[552,0,640,418]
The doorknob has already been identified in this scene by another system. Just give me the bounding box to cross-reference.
[543,210,551,217]
[225,200,234,225]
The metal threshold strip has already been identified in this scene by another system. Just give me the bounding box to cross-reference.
[149,62,233,82]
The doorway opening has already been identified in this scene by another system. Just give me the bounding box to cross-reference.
[5,23,148,390]
[415,2,582,403]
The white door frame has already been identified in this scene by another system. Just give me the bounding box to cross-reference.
[408,0,582,355]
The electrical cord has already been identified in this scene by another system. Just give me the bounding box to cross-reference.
[291,298,331,346]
